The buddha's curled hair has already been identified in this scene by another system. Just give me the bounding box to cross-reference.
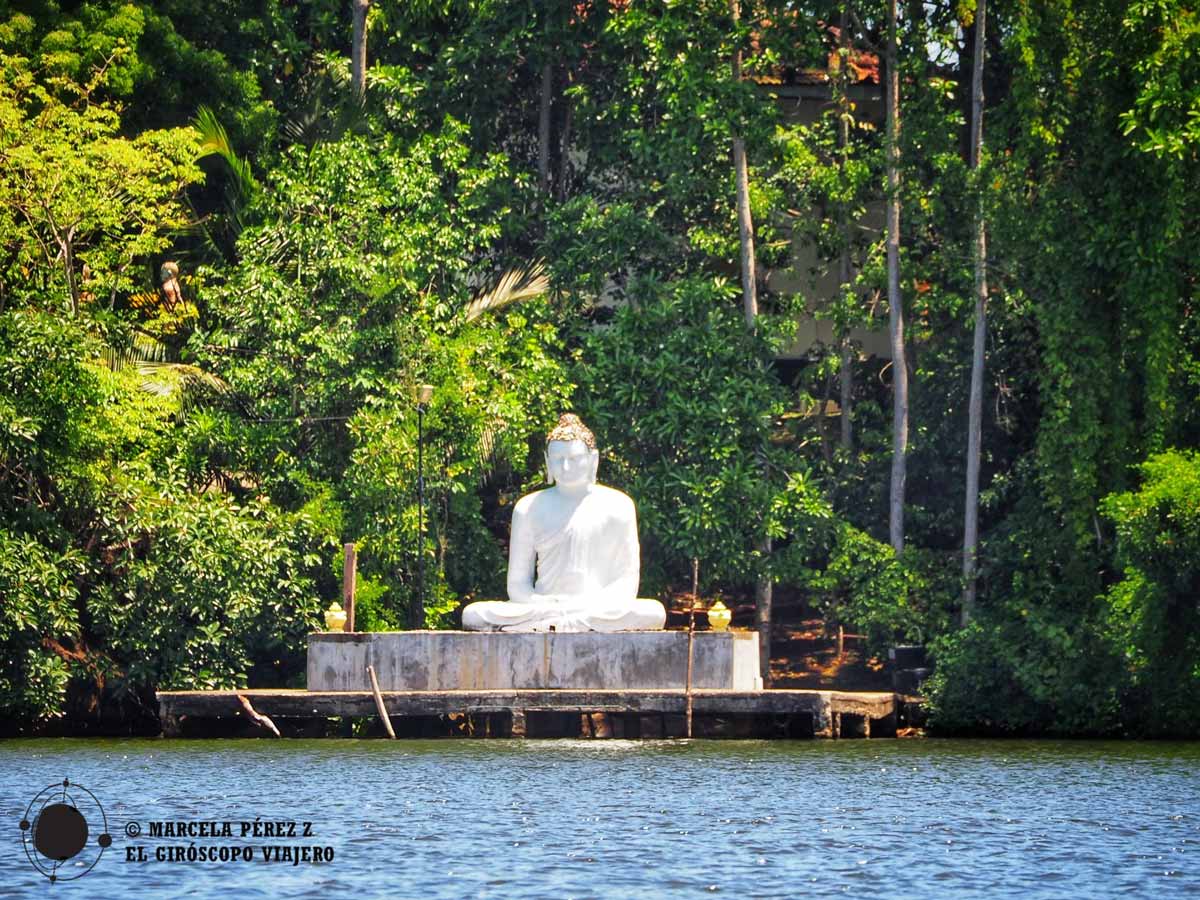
[546,413,596,449]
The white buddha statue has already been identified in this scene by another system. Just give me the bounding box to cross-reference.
[461,414,666,633]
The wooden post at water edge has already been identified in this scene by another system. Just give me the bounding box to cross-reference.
[685,558,699,738]
[343,543,357,632]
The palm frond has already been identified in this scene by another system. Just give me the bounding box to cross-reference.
[101,332,172,371]
[193,106,260,203]
[136,362,230,406]
[474,420,499,475]
[281,62,370,149]
[464,261,551,323]
[101,333,228,409]
[184,194,239,266]
[281,93,331,147]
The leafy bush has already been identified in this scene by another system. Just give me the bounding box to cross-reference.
[0,310,324,720]
[0,530,84,720]
[87,471,322,693]
[192,120,572,628]
[770,474,945,651]
[0,310,102,488]
[575,274,924,647]
[576,275,790,591]
[1100,449,1200,734]
[923,623,1057,735]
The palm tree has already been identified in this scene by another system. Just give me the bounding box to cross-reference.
[102,328,228,410]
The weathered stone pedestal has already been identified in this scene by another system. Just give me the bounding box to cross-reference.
[154,631,906,739]
[307,630,763,692]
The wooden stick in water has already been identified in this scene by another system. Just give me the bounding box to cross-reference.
[237,694,280,737]
[366,665,396,739]
[685,613,697,738]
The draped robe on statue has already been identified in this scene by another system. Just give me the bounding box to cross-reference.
[461,484,666,632]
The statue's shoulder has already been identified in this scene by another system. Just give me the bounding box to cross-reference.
[592,483,636,518]
[512,490,546,517]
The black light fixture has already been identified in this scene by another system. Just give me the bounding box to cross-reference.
[413,384,434,630]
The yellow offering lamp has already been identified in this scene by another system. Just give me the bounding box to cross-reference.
[324,601,348,632]
[707,600,731,632]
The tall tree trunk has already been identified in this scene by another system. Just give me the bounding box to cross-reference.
[820,361,835,466]
[755,535,773,685]
[837,6,854,452]
[351,0,370,100]
[55,225,80,317]
[63,240,79,317]
[734,139,757,327]
[839,337,853,449]
[962,0,988,625]
[539,63,553,194]
[731,0,757,328]
[886,0,908,555]
[557,77,573,202]
[731,0,769,682]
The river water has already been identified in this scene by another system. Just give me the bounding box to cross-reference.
[2,737,1197,898]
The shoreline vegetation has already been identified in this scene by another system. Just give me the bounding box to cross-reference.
[1,2,1197,739]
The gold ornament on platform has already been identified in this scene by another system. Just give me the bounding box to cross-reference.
[324,601,347,632]
[707,600,731,632]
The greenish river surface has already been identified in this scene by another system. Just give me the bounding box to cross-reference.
[2,738,1197,898]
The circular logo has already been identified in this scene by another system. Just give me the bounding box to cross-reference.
[19,779,111,883]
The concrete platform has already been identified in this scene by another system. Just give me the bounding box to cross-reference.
[155,688,900,739]
[307,630,763,692]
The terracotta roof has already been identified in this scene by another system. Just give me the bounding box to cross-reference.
[750,22,880,87]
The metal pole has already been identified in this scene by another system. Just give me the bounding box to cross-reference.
[415,402,425,630]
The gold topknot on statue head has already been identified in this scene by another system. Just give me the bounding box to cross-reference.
[546,413,596,449]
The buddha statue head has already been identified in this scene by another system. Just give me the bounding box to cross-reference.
[545,413,599,489]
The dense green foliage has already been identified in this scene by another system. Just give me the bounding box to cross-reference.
[1100,451,1200,734]
[0,309,324,720]
[578,276,792,588]
[0,0,1196,734]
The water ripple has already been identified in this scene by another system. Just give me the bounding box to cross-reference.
[1,737,1197,898]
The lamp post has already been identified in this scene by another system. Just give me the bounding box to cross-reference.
[413,384,434,630]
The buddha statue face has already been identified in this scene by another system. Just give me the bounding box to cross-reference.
[546,439,599,488]
[544,413,599,488]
